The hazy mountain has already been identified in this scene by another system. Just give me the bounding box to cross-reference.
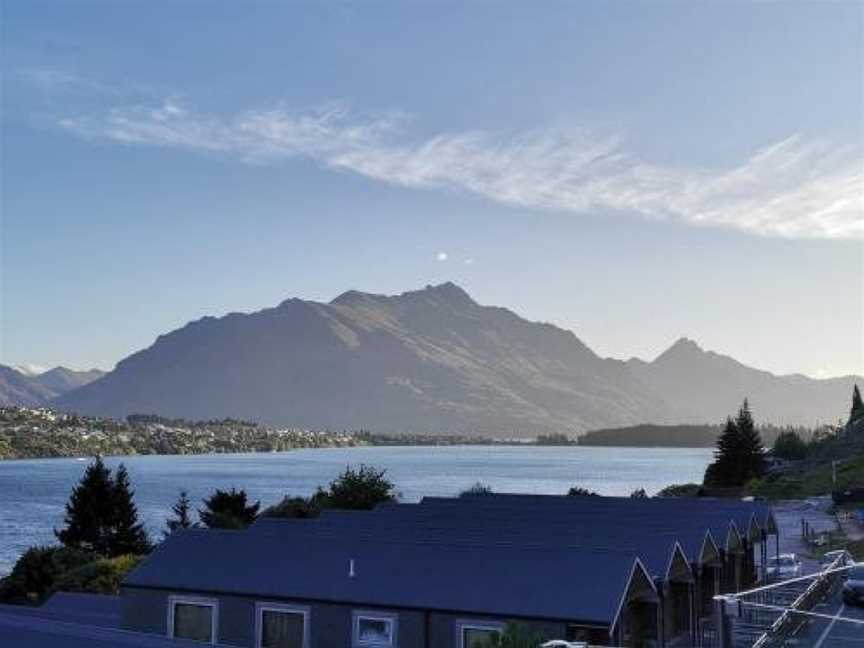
[0,365,105,407]
[626,337,859,426]
[0,365,56,407]
[54,283,669,434]
[33,367,106,395]
[52,284,860,434]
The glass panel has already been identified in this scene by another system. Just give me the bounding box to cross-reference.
[463,627,500,648]
[358,617,393,643]
[261,610,305,648]
[173,603,213,642]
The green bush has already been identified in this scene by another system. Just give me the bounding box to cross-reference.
[0,546,95,604]
[483,623,546,647]
[53,554,144,595]
[657,483,703,497]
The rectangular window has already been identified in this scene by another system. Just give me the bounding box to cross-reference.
[353,611,397,646]
[457,621,503,648]
[256,603,309,648]
[168,596,217,643]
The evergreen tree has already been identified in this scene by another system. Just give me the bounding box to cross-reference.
[704,417,741,487]
[199,488,260,529]
[110,464,151,555]
[704,400,767,487]
[850,384,864,424]
[772,430,808,460]
[164,491,197,537]
[55,457,117,555]
[736,399,766,480]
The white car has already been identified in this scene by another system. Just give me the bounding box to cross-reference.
[766,554,802,580]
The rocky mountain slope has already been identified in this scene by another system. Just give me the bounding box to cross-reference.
[52,283,860,435]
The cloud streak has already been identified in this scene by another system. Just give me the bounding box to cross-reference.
[58,101,863,240]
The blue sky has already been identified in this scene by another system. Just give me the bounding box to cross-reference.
[1,2,862,378]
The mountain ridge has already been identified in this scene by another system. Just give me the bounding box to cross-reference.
[0,365,105,407]
[15,283,861,434]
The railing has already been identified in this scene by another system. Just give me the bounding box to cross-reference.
[712,551,854,648]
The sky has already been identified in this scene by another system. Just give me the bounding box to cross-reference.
[1,1,863,379]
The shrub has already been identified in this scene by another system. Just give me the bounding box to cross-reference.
[657,483,703,497]
[53,554,144,595]
[484,622,547,647]
[0,546,95,604]
[459,482,493,497]
[261,496,321,519]
[567,486,599,496]
[199,488,260,529]
[319,465,398,510]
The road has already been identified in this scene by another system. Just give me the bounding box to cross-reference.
[798,596,864,647]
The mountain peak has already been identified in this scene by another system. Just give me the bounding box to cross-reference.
[331,282,477,309]
[655,337,704,362]
[407,282,476,308]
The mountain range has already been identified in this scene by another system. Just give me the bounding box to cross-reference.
[6,283,860,435]
[0,365,105,407]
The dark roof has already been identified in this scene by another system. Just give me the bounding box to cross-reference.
[0,608,233,648]
[0,593,121,630]
[250,513,693,580]
[125,528,642,625]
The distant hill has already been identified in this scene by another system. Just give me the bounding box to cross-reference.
[33,367,105,394]
[626,337,859,426]
[578,424,722,447]
[576,422,800,448]
[0,365,104,407]
[51,283,861,436]
[0,366,56,407]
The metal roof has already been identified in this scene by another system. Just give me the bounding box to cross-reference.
[125,528,642,625]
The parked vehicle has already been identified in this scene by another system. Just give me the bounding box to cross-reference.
[842,565,864,607]
[766,553,802,580]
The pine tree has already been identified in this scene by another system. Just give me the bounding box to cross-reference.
[850,384,864,424]
[199,488,260,529]
[164,491,197,538]
[736,399,766,481]
[55,456,116,555]
[704,417,741,486]
[110,464,151,556]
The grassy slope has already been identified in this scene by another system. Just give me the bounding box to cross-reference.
[748,451,864,499]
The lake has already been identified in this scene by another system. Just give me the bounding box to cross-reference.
[0,445,713,574]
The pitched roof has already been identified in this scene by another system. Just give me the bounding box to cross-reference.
[125,529,642,625]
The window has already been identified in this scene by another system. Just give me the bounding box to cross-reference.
[168,595,217,643]
[457,621,504,648]
[353,611,397,647]
[256,603,309,648]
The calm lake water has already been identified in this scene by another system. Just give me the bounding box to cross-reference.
[0,445,712,574]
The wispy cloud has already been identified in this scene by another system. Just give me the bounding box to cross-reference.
[57,100,864,240]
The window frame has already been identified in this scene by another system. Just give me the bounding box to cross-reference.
[352,610,399,647]
[255,602,311,648]
[167,594,219,644]
[456,619,505,648]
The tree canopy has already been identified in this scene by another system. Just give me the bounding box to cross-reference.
[164,491,198,538]
[199,488,260,529]
[850,384,864,425]
[772,431,808,461]
[704,400,767,487]
[55,458,150,557]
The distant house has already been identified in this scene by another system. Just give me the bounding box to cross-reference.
[1,495,777,648]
